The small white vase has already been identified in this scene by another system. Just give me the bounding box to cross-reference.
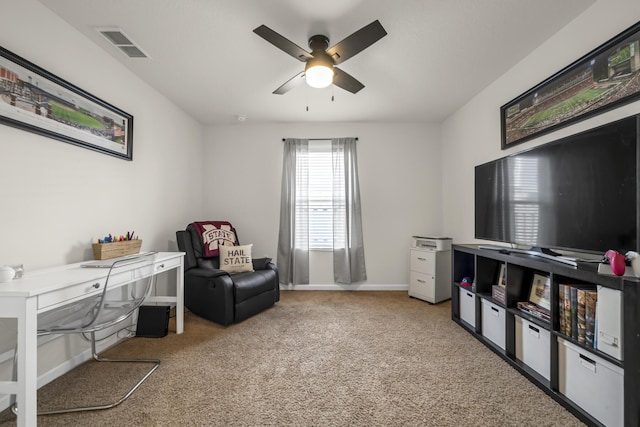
[0,266,16,283]
[626,251,640,278]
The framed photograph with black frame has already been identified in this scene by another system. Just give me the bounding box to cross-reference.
[0,45,133,160]
[500,20,640,149]
[528,273,551,311]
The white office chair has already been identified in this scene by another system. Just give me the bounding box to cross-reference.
[12,252,161,416]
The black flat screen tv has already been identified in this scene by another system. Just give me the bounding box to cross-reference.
[475,114,640,255]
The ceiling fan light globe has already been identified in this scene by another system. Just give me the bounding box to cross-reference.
[305,65,334,88]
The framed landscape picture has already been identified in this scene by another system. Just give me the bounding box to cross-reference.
[501,20,640,149]
[0,45,133,160]
[529,273,551,311]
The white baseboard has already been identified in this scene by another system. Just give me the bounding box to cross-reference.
[0,395,12,413]
[0,347,95,413]
[280,284,409,291]
[0,329,126,412]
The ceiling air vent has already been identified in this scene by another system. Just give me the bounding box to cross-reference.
[95,27,150,59]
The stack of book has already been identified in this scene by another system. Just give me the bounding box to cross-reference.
[559,284,597,348]
[516,301,550,322]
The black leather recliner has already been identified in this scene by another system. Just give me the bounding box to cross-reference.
[176,223,279,326]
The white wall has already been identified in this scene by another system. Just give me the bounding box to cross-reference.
[441,0,640,245]
[204,122,441,288]
[0,0,204,399]
[0,1,204,268]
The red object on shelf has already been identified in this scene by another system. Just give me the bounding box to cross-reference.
[605,250,626,276]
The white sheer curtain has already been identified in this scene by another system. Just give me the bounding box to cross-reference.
[332,137,367,284]
[277,139,310,285]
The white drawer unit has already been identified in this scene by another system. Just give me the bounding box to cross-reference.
[481,298,506,350]
[459,287,476,328]
[515,316,550,381]
[558,338,624,427]
[38,277,107,311]
[408,237,451,303]
[409,270,434,300]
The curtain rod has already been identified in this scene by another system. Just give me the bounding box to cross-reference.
[281,137,358,141]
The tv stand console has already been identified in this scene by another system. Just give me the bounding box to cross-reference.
[477,245,578,267]
[452,244,639,427]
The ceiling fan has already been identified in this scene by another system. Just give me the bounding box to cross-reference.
[253,20,387,95]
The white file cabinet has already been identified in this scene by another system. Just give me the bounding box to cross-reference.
[408,237,452,303]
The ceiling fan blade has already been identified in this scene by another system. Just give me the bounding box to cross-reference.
[253,25,313,62]
[332,67,364,94]
[326,20,387,65]
[273,71,306,95]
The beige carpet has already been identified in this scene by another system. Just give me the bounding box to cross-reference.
[0,291,584,426]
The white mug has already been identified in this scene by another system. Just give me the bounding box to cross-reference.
[0,266,16,283]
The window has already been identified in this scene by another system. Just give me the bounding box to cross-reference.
[295,140,334,249]
[279,136,366,284]
[308,141,333,249]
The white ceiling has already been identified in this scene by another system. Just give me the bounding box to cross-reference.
[38,0,595,125]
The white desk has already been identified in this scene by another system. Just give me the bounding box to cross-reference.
[0,251,185,427]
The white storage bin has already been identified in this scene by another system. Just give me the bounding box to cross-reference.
[481,298,505,350]
[596,286,623,360]
[558,338,623,427]
[515,316,550,381]
[459,287,475,328]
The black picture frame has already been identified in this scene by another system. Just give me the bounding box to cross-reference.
[0,46,133,160]
[501,20,640,149]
